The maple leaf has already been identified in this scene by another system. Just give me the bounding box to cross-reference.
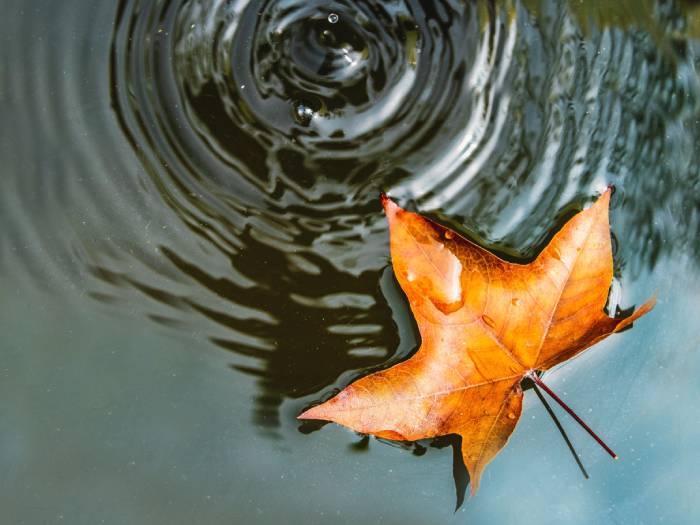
[299,188,654,494]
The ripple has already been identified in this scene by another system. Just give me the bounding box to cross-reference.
[102,0,700,430]
[4,0,698,433]
[0,0,160,292]
[106,0,516,429]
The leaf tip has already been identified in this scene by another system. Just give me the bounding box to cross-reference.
[597,185,613,206]
[644,294,658,311]
[631,294,656,318]
[579,185,613,221]
[613,295,656,333]
[380,192,398,215]
[468,476,480,497]
[297,404,328,421]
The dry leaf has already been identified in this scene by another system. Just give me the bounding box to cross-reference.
[299,188,654,494]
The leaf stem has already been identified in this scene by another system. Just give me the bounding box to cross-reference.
[530,373,618,460]
[532,383,589,479]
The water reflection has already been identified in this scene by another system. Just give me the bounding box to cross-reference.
[94,0,700,432]
[89,236,405,431]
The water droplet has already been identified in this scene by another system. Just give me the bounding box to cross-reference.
[444,230,454,240]
[293,102,314,127]
[406,272,416,282]
[507,412,516,420]
[328,13,339,24]
[481,314,495,328]
[512,298,520,306]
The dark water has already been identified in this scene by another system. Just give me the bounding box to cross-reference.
[2,0,700,523]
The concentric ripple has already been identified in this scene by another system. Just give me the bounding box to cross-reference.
[102,0,700,429]
[111,0,507,232]
[108,0,519,427]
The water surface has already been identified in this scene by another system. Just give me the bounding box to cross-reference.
[2,0,700,523]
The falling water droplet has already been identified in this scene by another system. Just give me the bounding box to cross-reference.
[328,13,339,24]
[293,101,314,127]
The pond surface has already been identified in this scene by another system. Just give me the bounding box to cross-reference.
[2,0,700,523]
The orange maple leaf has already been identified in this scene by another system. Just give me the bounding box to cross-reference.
[299,188,654,494]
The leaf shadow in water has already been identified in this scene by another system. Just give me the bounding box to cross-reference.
[88,220,403,434]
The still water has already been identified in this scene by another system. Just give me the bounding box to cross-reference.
[1,0,699,523]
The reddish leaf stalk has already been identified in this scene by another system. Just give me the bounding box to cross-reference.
[529,372,618,460]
